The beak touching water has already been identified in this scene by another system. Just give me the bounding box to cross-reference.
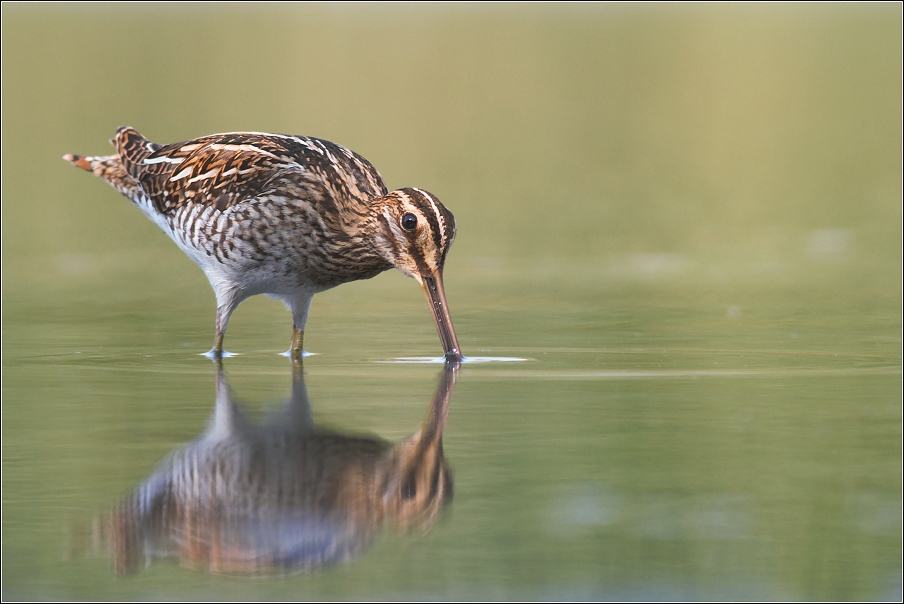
[421,271,462,362]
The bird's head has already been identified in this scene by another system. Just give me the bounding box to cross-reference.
[371,188,461,361]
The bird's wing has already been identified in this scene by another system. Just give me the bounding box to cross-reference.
[114,128,388,216]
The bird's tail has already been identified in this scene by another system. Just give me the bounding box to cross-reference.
[63,152,118,177]
[63,151,145,203]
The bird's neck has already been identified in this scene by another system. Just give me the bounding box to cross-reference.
[321,211,395,276]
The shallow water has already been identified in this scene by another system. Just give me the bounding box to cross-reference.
[3,278,901,600]
[2,4,902,601]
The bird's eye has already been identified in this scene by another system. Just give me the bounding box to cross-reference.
[401,213,418,231]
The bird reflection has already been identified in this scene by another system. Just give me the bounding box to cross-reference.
[96,360,457,576]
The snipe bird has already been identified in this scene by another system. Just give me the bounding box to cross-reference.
[64,128,461,360]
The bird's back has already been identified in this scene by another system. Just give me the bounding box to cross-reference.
[114,128,388,218]
[66,129,394,289]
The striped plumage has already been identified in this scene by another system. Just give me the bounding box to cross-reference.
[97,362,456,575]
[64,128,461,359]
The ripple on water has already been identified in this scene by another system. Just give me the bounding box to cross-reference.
[201,349,240,359]
[380,356,530,364]
[278,350,318,358]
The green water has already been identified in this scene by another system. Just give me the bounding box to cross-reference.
[2,4,901,601]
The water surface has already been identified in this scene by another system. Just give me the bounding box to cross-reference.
[2,4,901,601]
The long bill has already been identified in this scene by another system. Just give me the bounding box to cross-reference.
[421,271,462,362]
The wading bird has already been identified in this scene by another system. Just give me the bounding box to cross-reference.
[64,128,461,360]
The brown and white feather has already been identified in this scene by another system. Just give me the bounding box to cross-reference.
[64,127,459,356]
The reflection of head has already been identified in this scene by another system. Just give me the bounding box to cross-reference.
[383,425,454,533]
[95,362,457,576]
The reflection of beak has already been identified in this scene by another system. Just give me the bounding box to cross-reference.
[421,271,462,362]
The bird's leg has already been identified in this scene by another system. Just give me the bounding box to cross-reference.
[213,305,231,358]
[206,294,241,360]
[284,293,313,359]
[290,328,304,360]
[212,332,225,358]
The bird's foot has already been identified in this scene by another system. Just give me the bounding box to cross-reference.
[279,349,315,358]
[281,328,312,359]
[202,333,239,360]
[201,348,239,360]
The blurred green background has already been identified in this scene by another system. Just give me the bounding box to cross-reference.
[2,3,901,601]
[3,4,900,280]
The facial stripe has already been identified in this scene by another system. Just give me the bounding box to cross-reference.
[437,203,455,261]
[410,241,432,274]
[416,188,455,251]
[403,189,442,252]
[378,209,403,258]
[414,188,447,244]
